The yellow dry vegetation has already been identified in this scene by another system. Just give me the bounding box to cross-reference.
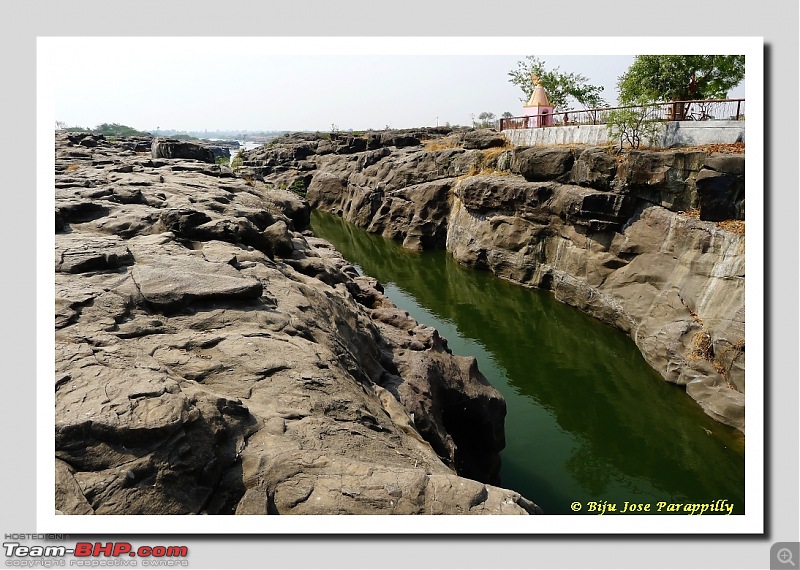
[717,219,745,235]
[679,209,745,236]
[480,144,512,164]
[422,135,462,152]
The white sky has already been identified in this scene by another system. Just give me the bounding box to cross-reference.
[44,37,746,133]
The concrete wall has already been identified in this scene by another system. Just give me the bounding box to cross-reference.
[502,120,744,148]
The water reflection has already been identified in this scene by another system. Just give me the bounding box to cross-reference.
[311,210,745,514]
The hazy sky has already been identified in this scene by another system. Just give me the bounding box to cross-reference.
[42,37,746,133]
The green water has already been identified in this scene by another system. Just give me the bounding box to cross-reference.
[310,210,745,515]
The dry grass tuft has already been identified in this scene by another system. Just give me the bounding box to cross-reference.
[689,142,745,154]
[717,219,745,235]
[678,209,745,236]
[688,329,743,392]
[480,145,512,163]
[690,331,714,361]
[679,208,701,220]
[456,165,480,180]
[423,136,462,152]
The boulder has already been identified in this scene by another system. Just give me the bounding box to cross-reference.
[570,146,618,190]
[512,147,575,182]
[380,132,421,148]
[461,129,509,150]
[151,137,215,163]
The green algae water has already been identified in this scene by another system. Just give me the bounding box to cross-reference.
[310,210,745,515]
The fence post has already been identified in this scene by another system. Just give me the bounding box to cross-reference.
[736,100,741,120]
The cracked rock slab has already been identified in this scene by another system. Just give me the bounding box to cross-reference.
[130,256,263,308]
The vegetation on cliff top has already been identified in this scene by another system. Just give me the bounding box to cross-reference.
[617,55,745,104]
[508,56,607,111]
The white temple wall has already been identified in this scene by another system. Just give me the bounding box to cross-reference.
[501,120,744,148]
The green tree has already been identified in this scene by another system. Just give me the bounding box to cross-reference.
[605,104,662,151]
[508,56,607,111]
[617,55,745,104]
[93,123,149,137]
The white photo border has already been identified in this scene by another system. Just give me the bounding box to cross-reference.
[38,35,764,535]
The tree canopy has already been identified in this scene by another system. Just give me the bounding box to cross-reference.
[617,55,745,104]
[476,111,496,128]
[508,56,607,112]
[93,123,151,137]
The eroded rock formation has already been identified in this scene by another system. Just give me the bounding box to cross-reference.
[242,130,746,433]
[54,133,541,515]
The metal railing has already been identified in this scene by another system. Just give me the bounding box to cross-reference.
[499,99,745,130]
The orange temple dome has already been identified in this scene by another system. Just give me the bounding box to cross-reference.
[525,74,551,107]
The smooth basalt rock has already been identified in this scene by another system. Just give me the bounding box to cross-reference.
[247,130,746,433]
[53,133,540,515]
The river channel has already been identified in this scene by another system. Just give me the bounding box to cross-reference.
[310,210,745,515]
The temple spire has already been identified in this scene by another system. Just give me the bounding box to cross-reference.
[521,74,554,127]
[526,74,550,107]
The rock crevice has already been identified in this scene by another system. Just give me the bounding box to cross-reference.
[246,131,746,432]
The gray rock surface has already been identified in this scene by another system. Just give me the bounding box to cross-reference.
[151,137,215,163]
[54,133,541,515]
[247,130,746,433]
[461,128,510,150]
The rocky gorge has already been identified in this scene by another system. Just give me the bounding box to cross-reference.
[54,133,543,515]
[238,127,746,434]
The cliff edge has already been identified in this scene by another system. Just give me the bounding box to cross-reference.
[241,129,746,433]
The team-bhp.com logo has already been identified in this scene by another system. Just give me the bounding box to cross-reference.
[4,541,189,566]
